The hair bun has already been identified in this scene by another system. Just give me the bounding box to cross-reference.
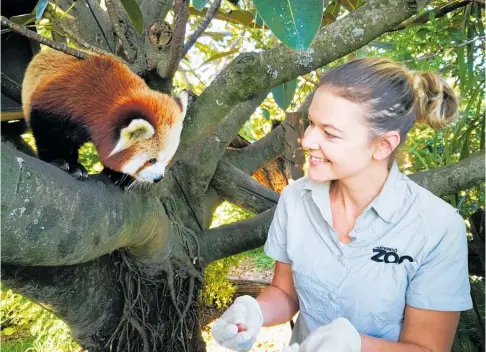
[411,71,459,130]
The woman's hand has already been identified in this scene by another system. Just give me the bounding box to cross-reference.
[211,295,264,351]
[281,317,361,352]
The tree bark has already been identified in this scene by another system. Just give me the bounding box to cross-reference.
[2,0,482,351]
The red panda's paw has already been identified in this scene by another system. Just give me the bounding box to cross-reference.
[101,168,133,189]
[49,159,88,180]
[50,159,70,172]
[68,162,89,181]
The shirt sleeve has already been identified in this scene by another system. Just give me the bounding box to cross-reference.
[264,187,291,264]
[406,210,473,311]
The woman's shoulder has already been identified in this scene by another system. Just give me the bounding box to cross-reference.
[280,176,312,197]
[401,173,465,236]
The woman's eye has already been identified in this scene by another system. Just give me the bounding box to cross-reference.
[325,131,337,138]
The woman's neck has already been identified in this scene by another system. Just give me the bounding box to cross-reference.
[330,163,389,219]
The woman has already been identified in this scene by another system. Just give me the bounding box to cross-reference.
[211,57,472,352]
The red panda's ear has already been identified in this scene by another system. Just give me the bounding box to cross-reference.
[109,119,155,157]
[175,90,189,120]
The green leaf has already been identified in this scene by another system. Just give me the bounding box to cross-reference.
[2,327,17,336]
[215,10,254,26]
[323,1,341,24]
[457,45,466,93]
[446,28,465,42]
[9,14,36,26]
[338,0,359,11]
[370,41,396,50]
[193,0,210,11]
[120,0,144,34]
[272,79,297,111]
[415,28,430,40]
[35,0,49,21]
[255,11,264,27]
[262,108,271,120]
[199,48,240,67]
[253,0,323,51]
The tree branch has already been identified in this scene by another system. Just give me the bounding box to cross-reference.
[56,0,116,55]
[49,12,112,56]
[1,72,22,103]
[223,88,315,176]
[178,0,432,156]
[391,0,475,32]
[105,0,134,62]
[199,207,276,265]
[1,144,170,266]
[211,160,279,213]
[204,151,486,263]
[408,151,485,198]
[172,91,268,214]
[140,0,174,27]
[164,0,190,79]
[182,0,222,57]
[2,257,124,350]
[0,16,88,59]
[224,123,287,175]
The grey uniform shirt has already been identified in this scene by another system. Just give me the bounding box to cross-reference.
[264,162,473,342]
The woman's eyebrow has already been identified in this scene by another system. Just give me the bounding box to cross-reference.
[323,124,344,134]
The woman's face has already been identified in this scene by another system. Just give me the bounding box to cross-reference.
[302,87,377,183]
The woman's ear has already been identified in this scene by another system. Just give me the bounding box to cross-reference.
[373,131,400,161]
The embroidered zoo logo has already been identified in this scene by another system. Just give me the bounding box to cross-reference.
[371,246,414,264]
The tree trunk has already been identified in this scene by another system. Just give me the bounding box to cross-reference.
[1,0,484,351]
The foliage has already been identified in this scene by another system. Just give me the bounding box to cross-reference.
[4,0,484,349]
[452,277,485,352]
[1,289,81,352]
[199,202,254,308]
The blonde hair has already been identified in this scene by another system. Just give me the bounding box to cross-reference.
[319,57,459,146]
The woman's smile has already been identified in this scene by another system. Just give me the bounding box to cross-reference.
[309,155,330,166]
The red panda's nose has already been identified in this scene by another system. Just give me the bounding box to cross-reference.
[153,176,163,183]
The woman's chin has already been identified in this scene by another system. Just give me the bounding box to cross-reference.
[307,164,333,183]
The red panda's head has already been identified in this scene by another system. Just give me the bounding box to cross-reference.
[100,89,189,183]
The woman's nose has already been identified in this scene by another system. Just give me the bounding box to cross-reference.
[301,127,319,150]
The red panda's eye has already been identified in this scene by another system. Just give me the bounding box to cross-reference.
[149,158,157,164]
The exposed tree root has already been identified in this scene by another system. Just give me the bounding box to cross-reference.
[106,197,204,352]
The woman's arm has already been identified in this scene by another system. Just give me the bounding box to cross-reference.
[257,261,299,326]
[360,305,460,352]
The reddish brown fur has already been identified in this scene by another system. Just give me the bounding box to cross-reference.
[22,48,183,171]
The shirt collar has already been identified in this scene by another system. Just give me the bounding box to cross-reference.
[302,162,406,223]
[369,161,406,222]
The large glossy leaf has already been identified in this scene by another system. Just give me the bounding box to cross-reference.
[35,0,49,21]
[193,0,210,11]
[120,0,144,34]
[272,79,297,111]
[253,0,323,51]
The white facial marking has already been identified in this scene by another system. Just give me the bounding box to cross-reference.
[159,123,183,163]
[122,152,149,175]
[137,162,165,182]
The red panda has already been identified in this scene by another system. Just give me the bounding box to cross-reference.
[21,48,188,183]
